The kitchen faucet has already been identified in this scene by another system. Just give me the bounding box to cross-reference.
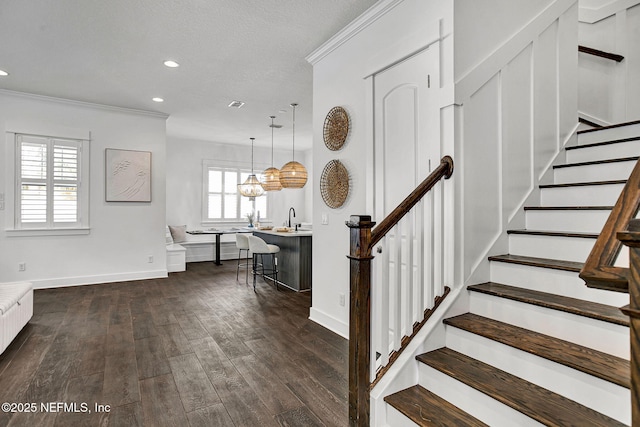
[288,207,296,228]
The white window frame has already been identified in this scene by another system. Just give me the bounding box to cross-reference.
[202,160,268,225]
[6,132,90,236]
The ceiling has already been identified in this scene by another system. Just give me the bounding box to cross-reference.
[0,0,378,150]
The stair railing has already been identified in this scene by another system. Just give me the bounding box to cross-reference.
[578,45,624,63]
[346,156,454,426]
[580,158,640,291]
[617,218,640,427]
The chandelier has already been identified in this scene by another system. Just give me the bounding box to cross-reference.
[279,103,307,188]
[261,116,283,191]
[238,137,265,200]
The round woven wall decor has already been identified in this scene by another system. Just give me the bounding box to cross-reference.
[320,160,349,209]
[323,106,349,151]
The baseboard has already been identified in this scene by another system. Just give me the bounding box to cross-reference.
[309,307,348,339]
[24,269,169,289]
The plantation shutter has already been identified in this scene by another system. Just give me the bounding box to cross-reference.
[18,135,81,227]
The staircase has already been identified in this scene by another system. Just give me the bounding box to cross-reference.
[384,120,640,426]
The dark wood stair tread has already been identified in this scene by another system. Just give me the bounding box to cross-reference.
[553,156,639,169]
[416,348,626,427]
[577,119,640,134]
[384,385,488,427]
[488,254,583,272]
[566,135,640,150]
[524,206,613,211]
[540,180,626,189]
[468,282,629,326]
[507,229,599,239]
[444,312,630,388]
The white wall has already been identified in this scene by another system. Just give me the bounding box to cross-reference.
[578,0,640,124]
[165,137,311,241]
[307,0,453,338]
[0,90,168,288]
[453,0,556,81]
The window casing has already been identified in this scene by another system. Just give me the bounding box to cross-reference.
[204,165,267,223]
[14,134,89,231]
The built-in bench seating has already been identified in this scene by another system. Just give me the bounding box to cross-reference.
[166,244,186,272]
[0,282,33,355]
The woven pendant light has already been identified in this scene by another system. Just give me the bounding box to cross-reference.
[238,137,265,201]
[279,103,307,189]
[261,116,283,191]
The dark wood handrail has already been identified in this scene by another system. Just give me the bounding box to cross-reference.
[346,155,454,426]
[578,45,624,62]
[580,158,640,292]
[370,156,454,249]
[616,218,640,426]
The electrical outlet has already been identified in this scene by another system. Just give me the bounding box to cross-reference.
[339,293,345,307]
[18,262,26,272]
[148,255,154,263]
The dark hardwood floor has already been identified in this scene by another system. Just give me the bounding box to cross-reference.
[0,262,348,427]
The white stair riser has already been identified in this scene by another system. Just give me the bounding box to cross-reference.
[553,160,636,184]
[446,327,630,424]
[540,183,624,206]
[489,262,629,307]
[469,292,629,358]
[525,209,610,233]
[508,234,595,263]
[566,139,640,163]
[385,405,420,427]
[577,123,640,145]
[417,364,543,427]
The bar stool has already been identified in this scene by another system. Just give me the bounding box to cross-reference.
[235,233,251,283]
[247,235,280,292]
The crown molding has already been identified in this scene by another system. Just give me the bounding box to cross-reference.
[306,0,404,65]
[0,89,170,119]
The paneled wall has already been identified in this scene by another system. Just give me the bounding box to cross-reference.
[578,0,640,124]
[454,0,578,284]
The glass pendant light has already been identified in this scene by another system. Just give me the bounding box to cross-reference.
[261,116,283,191]
[238,137,265,200]
[279,103,308,188]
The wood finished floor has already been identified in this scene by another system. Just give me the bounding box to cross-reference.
[0,262,348,427]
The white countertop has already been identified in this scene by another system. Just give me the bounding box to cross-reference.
[253,228,312,237]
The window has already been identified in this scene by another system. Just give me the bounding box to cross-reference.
[14,134,89,231]
[204,166,267,222]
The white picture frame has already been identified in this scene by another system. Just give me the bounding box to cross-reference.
[105,148,152,202]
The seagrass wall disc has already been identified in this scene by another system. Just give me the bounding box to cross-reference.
[320,160,349,209]
[323,106,349,151]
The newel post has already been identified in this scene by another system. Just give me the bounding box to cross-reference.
[346,215,376,427]
[618,218,640,426]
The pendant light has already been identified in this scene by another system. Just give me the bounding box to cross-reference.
[261,116,283,191]
[279,103,308,188]
[238,137,265,200]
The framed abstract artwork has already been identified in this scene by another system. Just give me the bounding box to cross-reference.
[105,148,152,202]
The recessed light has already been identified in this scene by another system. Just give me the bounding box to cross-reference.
[152,97,164,103]
[163,60,179,68]
[228,100,245,108]
[0,69,8,76]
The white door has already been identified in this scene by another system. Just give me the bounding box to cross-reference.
[371,45,439,366]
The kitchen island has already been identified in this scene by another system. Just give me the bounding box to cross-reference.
[253,229,312,292]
